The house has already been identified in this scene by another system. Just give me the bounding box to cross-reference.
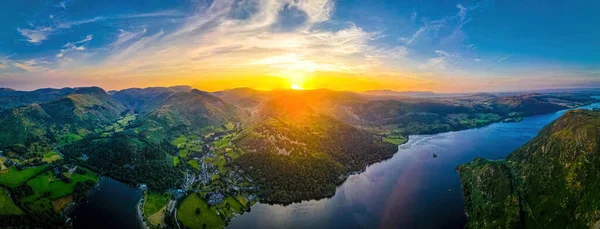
[207,192,224,205]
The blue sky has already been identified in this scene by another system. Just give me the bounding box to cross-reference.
[0,0,598,92]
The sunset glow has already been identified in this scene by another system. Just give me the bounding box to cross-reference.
[0,0,598,92]
[291,84,303,90]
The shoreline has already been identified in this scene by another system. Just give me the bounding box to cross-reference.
[236,102,600,207]
[137,186,149,229]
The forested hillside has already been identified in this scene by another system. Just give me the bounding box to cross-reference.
[458,109,600,229]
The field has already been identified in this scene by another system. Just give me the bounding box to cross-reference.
[177,194,225,229]
[42,151,62,163]
[383,135,408,145]
[188,159,200,170]
[216,196,245,218]
[224,122,235,131]
[0,165,47,188]
[22,168,98,212]
[0,188,24,215]
[172,134,204,159]
[213,135,231,148]
[57,133,83,145]
[173,156,180,166]
[144,192,169,216]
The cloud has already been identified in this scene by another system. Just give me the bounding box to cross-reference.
[17,27,53,44]
[13,59,50,72]
[81,0,390,78]
[55,1,67,10]
[420,50,461,70]
[410,11,418,22]
[289,0,334,24]
[17,10,182,45]
[474,58,481,62]
[57,35,93,59]
[6,0,449,91]
[497,54,513,63]
[435,50,459,58]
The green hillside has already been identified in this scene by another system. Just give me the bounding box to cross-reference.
[458,109,600,229]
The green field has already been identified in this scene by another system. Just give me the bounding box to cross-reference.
[172,135,188,147]
[0,165,47,188]
[22,168,98,212]
[177,194,225,229]
[383,135,407,145]
[213,135,231,148]
[42,151,62,163]
[0,188,24,215]
[58,133,84,145]
[117,114,136,125]
[217,196,244,218]
[173,157,180,166]
[224,122,235,131]
[188,160,200,170]
[179,149,189,158]
[144,192,169,216]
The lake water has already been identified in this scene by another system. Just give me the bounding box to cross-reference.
[68,177,142,229]
[227,103,600,229]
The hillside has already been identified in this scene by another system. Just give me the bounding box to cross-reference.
[458,109,600,229]
[232,93,397,202]
[0,87,124,157]
[0,87,76,111]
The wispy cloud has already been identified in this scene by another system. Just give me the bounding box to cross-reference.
[17,10,183,45]
[410,11,418,22]
[497,54,513,63]
[57,35,93,59]
[17,27,53,44]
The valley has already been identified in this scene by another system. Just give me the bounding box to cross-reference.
[0,86,597,228]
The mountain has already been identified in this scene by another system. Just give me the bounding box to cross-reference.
[362,90,438,98]
[111,85,192,112]
[0,87,76,111]
[0,87,124,153]
[232,92,397,203]
[457,109,600,229]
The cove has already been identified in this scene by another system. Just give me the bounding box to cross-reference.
[68,177,143,229]
[227,103,600,229]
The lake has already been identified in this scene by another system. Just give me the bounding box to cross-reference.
[68,104,600,229]
[227,103,600,229]
[68,177,143,229]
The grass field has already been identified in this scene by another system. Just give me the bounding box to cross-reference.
[144,192,169,216]
[383,135,408,145]
[173,157,180,166]
[42,151,63,163]
[236,195,248,207]
[0,188,24,215]
[177,194,225,229]
[188,160,200,170]
[179,149,189,158]
[224,122,235,131]
[217,196,244,218]
[213,135,231,148]
[23,168,98,212]
[58,133,84,145]
[0,165,47,188]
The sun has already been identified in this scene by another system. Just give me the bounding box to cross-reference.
[290,84,303,90]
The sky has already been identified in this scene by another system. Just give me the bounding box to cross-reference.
[0,0,599,92]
